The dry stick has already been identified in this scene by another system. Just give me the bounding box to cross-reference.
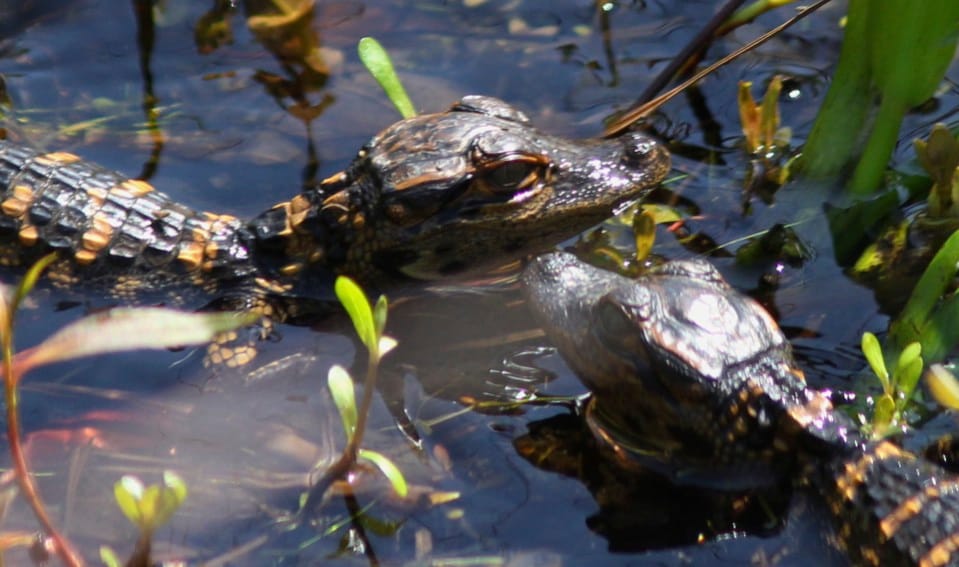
[3,349,83,566]
[604,0,833,138]
[635,0,749,106]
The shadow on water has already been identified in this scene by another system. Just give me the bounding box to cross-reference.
[0,0,956,564]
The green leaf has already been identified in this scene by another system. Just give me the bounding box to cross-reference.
[861,332,890,392]
[20,308,259,371]
[335,276,377,353]
[115,476,145,527]
[358,37,416,119]
[891,229,959,349]
[895,342,922,374]
[895,353,923,410]
[328,365,357,441]
[358,448,408,498]
[373,295,388,339]
[917,292,959,364]
[99,546,121,567]
[928,363,959,409]
[152,471,188,528]
[872,393,897,435]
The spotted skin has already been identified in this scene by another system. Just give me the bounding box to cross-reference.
[0,96,669,365]
[523,252,959,566]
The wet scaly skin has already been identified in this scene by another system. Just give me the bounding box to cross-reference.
[0,96,669,365]
[524,252,959,567]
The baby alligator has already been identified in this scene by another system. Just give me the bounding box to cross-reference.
[0,96,668,364]
[524,252,959,567]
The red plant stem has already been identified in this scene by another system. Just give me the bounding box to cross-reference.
[3,344,84,566]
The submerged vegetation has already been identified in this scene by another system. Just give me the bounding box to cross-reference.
[0,255,255,565]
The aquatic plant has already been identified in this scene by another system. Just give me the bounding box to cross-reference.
[358,37,417,119]
[0,254,255,566]
[801,1,959,193]
[860,332,923,437]
[300,275,405,513]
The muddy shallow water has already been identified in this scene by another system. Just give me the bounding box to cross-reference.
[0,0,957,565]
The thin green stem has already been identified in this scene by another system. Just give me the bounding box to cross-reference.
[345,350,379,460]
[850,96,907,194]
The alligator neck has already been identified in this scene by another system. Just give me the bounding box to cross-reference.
[242,175,385,294]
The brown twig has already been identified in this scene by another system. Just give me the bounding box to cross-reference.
[635,0,749,105]
[604,0,833,137]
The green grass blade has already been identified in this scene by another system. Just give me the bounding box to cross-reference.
[11,253,57,314]
[358,37,416,119]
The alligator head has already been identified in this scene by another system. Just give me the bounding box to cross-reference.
[251,96,669,285]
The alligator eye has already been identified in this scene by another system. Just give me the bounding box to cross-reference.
[487,161,537,190]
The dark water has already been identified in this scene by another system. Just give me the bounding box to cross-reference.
[0,0,957,565]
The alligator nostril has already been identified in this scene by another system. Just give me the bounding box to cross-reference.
[620,133,666,170]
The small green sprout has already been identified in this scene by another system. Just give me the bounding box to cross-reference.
[303,276,406,512]
[862,332,923,436]
[358,37,416,119]
[111,472,188,566]
[0,254,255,567]
[326,365,408,498]
[114,472,188,536]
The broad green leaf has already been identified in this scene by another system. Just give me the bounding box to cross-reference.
[872,393,896,436]
[163,471,188,504]
[328,365,357,441]
[928,364,959,410]
[895,354,923,410]
[141,485,160,527]
[115,476,145,527]
[359,448,408,498]
[20,308,259,371]
[358,37,416,119]
[152,472,188,528]
[861,332,890,391]
[892,229,959,349]
[894,342,922,378]
[918,293,959,364]
[335,276,377,352]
